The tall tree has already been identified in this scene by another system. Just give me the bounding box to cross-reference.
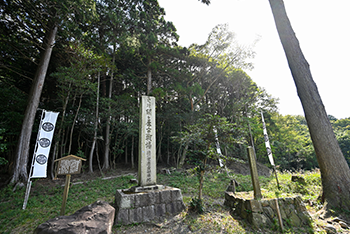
[11,25,57,184]
[3,0,96,184]
[199,0,350,210]
[269,0,350,210]
[136,0,179,94]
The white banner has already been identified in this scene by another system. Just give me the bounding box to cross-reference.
[31,110,59,178]
[213,127,224,167]
[261,111,275,166]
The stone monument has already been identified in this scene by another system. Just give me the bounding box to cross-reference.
[115,96,185,225]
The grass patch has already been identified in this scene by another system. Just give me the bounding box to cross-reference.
[0,174,134,233]
[0,168,323,233]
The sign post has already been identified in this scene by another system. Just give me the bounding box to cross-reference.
[55,155,86,215]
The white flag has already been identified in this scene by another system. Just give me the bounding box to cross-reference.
[213,127,224,167]
[261,111,275,166]
[31,110,59,178]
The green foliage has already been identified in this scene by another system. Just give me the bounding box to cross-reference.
[254,113,318,170]
[189,197,205,214]
[2,0,348,179]
[0,157,8,166]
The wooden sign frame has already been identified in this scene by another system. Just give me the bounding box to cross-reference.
[55,155,86,176]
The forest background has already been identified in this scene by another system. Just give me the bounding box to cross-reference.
[1,0,350,180]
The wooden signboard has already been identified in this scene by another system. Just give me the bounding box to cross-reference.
[55,155,86,215]
[55,155,86,175]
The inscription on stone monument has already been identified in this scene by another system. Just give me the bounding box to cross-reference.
[139,96,156,186]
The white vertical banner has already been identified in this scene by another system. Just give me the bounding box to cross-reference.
[261,111,275,166]
[31,110,59,178]
[213,127,224,167]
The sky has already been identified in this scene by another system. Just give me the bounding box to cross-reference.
[158,0,350,119]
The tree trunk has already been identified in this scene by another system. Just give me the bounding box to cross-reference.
[103,44,115,171]
[269,0,350,209]
[51,82,71,179]
[131,135,135,169]
[89,71,100,173]
[11,25,58,184]
[125,138,128,164]
[178,141,189,168]
[68,93,83,155]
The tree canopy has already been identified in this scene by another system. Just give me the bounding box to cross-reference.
[1,1,350,211]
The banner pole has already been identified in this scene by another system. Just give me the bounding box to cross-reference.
[273,165,280,190]
[22,110,45,210]
[261,111,280,190]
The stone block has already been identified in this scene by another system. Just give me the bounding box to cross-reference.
[166,202,175,214]
[116,209,129,225]
[249,213,272,228]
[35,201,115,234]
[263,207,274,219]
[224,193,311,229]
[175,200,186,213]
[116,189,134,209]
[224,191,236,207]
[261,199,274,208]
[248,199,263,213]
[129,207,143,224]
[160,189,172,203]
[155,203,166,217]
[171,188,183,201]
[115,186,185,225]
[289,210,301,226]
[134,192,155,207]
[148,192,156,204]
[154,190,161,204]
[143,205,155,222]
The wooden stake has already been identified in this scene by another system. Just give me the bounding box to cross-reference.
[247,147,262,200]
[60,174,71,216]
[273,166,281,190]
[275,198,284,232]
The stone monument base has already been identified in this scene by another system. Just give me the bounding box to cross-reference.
[224,192,311,228]
[115,186,186,225]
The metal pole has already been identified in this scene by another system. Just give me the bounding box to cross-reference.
[22,180,32,210]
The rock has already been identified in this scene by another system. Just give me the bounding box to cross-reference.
[339,221,349,229]
[324,224,337,234]
[226,179,239,193]
[249,213,272,228]
[332,217,345,223]
[224,195,311,228]
[129,178,138,184]
[34,200,115,234]
[157,168,171,174]
[291,175,306,184]
[289,210,301,226]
